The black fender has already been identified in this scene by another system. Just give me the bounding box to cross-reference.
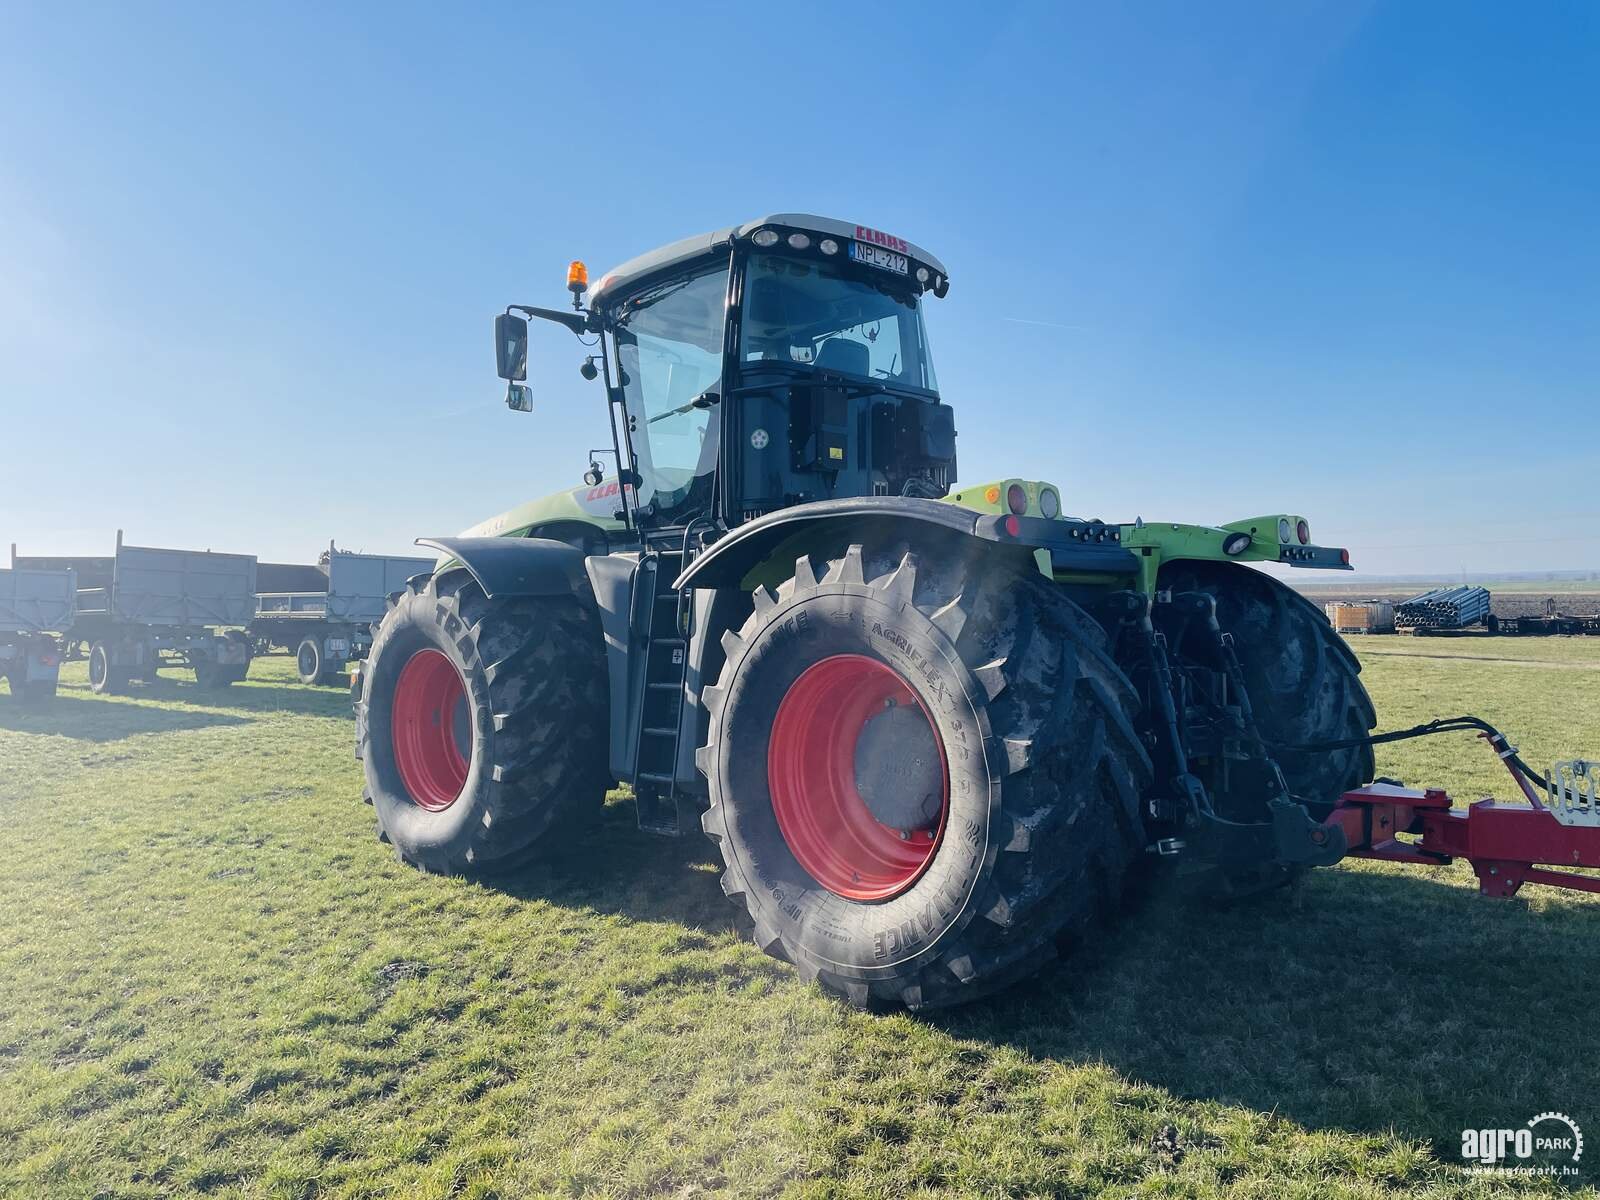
[415,536,590,600]
[673,496,1138,591]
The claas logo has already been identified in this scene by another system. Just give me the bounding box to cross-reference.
[854,225,908,254]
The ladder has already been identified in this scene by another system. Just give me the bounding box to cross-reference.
[630,535,691,835]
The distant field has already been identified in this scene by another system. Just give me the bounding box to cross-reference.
[3,648,1600,1198]
[1292,580,1600,619]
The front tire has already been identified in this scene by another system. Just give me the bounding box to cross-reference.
[356,569,609,873]
[700,542,1152,1011]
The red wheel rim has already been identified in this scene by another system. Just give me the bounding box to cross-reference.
[391,648,470,811]
[767,654,949,901]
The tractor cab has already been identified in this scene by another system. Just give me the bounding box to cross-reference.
[497,215,959,537]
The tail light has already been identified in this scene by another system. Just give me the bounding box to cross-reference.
[1006,484,1028,515]
[1297,519,1311,545]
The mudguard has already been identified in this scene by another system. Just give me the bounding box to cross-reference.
[673,496,1136,591]
[415,536,590,600]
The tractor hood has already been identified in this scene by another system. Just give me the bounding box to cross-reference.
[455,480,629,542]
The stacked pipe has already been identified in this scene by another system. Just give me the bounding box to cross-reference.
[1396,585,1493,630]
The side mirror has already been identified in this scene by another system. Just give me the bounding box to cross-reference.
[505,383,533,413]
[495,313,528,381]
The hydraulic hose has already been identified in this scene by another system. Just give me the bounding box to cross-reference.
[1270,716,1551,793]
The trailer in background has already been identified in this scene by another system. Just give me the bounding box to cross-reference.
[250,544,433,685]
[1500,614,1600,636]
[0,546,76,703]
[71,531,258,693]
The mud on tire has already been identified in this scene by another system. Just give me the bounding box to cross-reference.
[356,569,609,873]
[699,541,1153,1011]
[1157,560,1376,812]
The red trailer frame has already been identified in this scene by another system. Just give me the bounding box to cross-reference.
[1321,741,1600,898]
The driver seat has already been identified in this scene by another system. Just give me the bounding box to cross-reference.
[814,338,869,377]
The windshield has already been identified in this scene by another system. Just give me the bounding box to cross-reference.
[740,253,938,392]
[611,266,728,522]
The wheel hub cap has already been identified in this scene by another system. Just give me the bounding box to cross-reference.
[390,648,470,811]
[767,654,949,901]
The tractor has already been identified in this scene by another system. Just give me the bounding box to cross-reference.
[353,213,1389,1010]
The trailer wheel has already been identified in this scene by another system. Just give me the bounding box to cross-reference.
[296,637,335,686]
[1157,560,1376,812]
[356,569,609,873]
[193,660,232,689]
[88,642,129,695]
[700,543,1152,1011]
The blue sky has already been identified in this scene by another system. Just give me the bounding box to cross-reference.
[2,2,1595,574]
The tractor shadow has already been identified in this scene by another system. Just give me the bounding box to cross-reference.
[931,864,1600,1159]
[473,790,1600,1161]
[486,794,739,937]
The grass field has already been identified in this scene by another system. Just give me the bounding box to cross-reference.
[3,641,1600,1198]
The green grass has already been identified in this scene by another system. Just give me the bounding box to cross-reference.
[2,645,1599,1198]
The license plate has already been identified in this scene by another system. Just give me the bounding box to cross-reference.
[849,241,908,275]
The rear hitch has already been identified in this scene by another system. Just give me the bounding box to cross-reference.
[1197,798,1348,870]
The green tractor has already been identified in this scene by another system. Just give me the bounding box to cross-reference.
[355,214,1374,1009]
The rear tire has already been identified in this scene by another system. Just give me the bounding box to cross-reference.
[1157,561,1376,811]
[700,542,1152,1011]
[356,569,609,873]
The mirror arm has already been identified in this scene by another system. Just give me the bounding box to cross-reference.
[507,304,590,338]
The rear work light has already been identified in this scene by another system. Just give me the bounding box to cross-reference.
[1297,519,1311,545]
[1222,531,1252,556]
[752,229,779,248]
[1006,484,1028,515]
